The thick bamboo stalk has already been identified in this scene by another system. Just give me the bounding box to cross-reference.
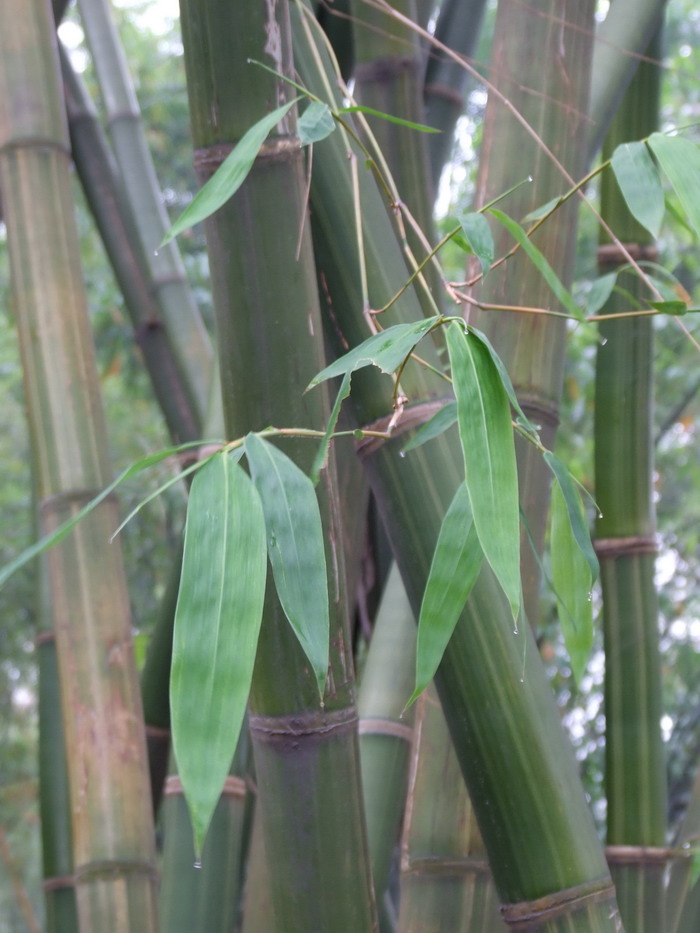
[77,0,213,421]
[595,31,667,933]
[668,762,700,933]
[0,2,158,930]
[293,9,622,928]
[178,2,376,929]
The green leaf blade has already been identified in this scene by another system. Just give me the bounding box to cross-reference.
[409,483,482,704]
[170,454,267,857]
[402,400,458,453]
[245,434,330,695]
[648,133,700,239]
[163,98,300,243]
[298,101,336,145]
[610,140,665,239]
[338,105,440,133]
[457,212,494,276]
[446,322,521,621]
[543,452,599,582]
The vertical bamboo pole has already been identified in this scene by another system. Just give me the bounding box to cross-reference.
[0,2,158,930]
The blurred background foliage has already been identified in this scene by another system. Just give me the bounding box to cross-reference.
[1,0,700,927]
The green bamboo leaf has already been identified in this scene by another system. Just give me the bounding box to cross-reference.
[648,299,689,315]
[648,133,700,238]
[162,98,301,244]
[402,400,458,453]
[299,101,336,145]
[457,212,494,276]
[337,104,440,133]
[307,317,441,389]
[543,451,599,581]
[446,322,521,621]
[170,453,267,857]
[467,326,539,436]
[585,273,617,315]
[245,434,330,695]
[0,440,218,589]
[310,371,351,486]
[523,195,562,223]
[408,483,482,705]
[489,208,584,321]
[610,140,665,238]
[550,481,594,684]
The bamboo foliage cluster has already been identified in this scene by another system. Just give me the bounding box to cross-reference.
[1,1,700,932]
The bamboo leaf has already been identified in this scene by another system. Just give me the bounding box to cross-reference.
[310,371,351,485]
[610,140,665,238]
[446,322,521,621]
[402,400,457,453]
[170,453,267,857]
[0,441,217,589]
[307,317,441,388]
[338,104,440,133]
[299,101,335,145]
[543,451,599,581]
[523,195,562,222]
[163,98,301,243]
[550,481,593,684]
[245,434,330,695]
[648,299,689,315]
[468,326,540,436]
[489,208,584,320]
[585,273,617,315]
[457,212,494,276]
[648,133,700,238]
[408,483,482,705]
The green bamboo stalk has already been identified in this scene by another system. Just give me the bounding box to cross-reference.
[316,0,354,80]
[240,805,276,933]
[0,2,158,929]
[675,866,700,933]
[423,0,488,191]
[77,0,213,421]
[595,29,667,933]
[178,2,376,929]
[470,0,595,626]
[293,8,622,929]
[668,762,700,933]
[358,563,416,903]
[398,686,503,933]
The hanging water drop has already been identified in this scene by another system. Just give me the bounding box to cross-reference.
[153,249,159,258]
[399,450,406,459]
[600,337,608,346]
[193,859,202,870]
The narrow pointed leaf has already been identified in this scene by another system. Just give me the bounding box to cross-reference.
[457,212,494,276]
[610,140,665,238]
[0,440,218,588]
[648,132,700,238]
[550,481,593,684]
[446,322,521,621]
[170,453,267,857]
[468,326,539,436]
[338,105,440,133]
[543,451,599,581]
[307,317,441,388]
[523,195,562,222]
[585,273,617,315]
[245,434,330,694]
[299,101,336,145]
[163,98,300,243]
[310,371,351,485]
[489,208,584,320]
[402,400,458,452]
[409,483,482,704]
[648,299,689,315]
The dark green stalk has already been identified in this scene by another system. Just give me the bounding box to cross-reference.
[178,2,376,929]
[595,30,667,933]
[668,762,700,933]
[0,2,158,928]
[294,8,622,928]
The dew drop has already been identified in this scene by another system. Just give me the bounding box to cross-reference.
[587,591,593,602]
[399,450,406,459]
[153,249,159,258]
[600,337,608,346]
[193,859,202,870]
[598,511,603,519]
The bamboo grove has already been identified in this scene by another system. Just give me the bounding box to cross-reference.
[1,1,700,932]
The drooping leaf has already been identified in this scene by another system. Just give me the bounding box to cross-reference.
[446,322,521,621]
[610,140,665,238]
[648,133,700,238]
[245,434,329,695]
[298,101,336,145]
[163,98,300,243]
[408,483,482,705]
[468,326,539,436]
[338,104,440,133]
[170,453,267,857]
[543,451,599,581]
[402,400,458,453]
[489,208,584,321]
[0,440,219,589]
[522,195,562,223]
[310,371,351,485]
[307,317,441,389]
[456,212,494,276]
[550,481,594,684]
[585,273,617,315]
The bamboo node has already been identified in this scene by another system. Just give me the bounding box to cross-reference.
[405,855,491,877]
[358,717,413,742]
[164,774,246,799]
[500,876,616,930]
[605,845,671,865]
[424,82,464,108]
[144,724,170,740]
[40,488,117,516]
[33,630,55,648]
[356,398,454,458]
[0,137,70,158]
[194,137,300,178]
[249,706,358,743]
[594,535,657,558]
[74,858,158,883]
[43,874,75,892]
[597,243,659,268]
[515,394,559,432]
[354,57,420,84]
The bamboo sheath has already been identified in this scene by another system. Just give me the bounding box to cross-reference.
[0,3,158,931]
